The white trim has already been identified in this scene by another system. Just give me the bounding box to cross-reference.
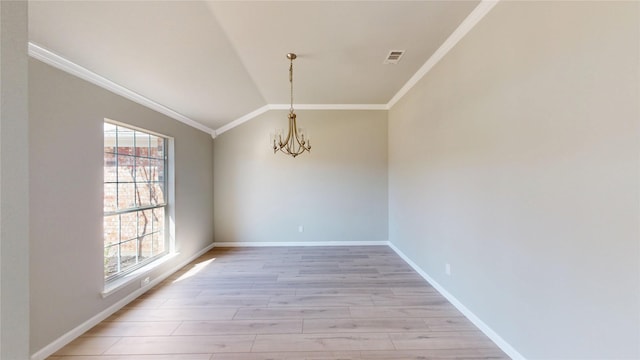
[101,252,178,298]
[387,0,500,109]
[30,242,215,360]
[268,104,388,111]
[214,103,388,137]
[214,240,389,247]
[104,117,171,139]
[28,42,215,136]
[387,242,525,360]
[214,104,271,136]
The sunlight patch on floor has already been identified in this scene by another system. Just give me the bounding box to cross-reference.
[172,258,215,283]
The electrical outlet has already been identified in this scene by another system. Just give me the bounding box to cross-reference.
[141,276,150,287]
[445,263,451,276]
[298,225,304,233]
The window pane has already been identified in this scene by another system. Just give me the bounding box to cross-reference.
[137,209,153,238]
[140,235,153,260]
[151,183,165,205]
[149,135,161,158]
[150,159,164,182]
[135,157,151,182]
[104,152,117,182]
[104,245,119,277]
[117,127,135,155]
[152,231,165,254]
[104,184,117,212]
[135,131,150,157]
[104,123,117,154]
[153,207,165,235]
[136,183,151,207]
[118,155,135,183]
[120,239,138,270]
[120,212,137,241]
[104,214,120,246]
[155,137,165,159]
[117,183,136,209]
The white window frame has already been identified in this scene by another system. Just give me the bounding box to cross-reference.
[103,119,175,291]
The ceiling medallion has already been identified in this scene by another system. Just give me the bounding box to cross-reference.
[271,52,311,158]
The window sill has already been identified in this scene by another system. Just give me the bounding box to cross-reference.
[101,252,178,298]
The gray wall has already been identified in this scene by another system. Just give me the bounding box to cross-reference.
[214,110,388,244]
[388,1,639,358]
[0,1,30,358]
[29,59,214,354]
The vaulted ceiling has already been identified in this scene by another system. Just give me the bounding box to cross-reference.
[28,1,480,133]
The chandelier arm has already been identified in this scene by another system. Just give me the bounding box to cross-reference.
[281,114,295,149]
[290,117,302,150]
[280,130,292,149]
[291,116,310,152]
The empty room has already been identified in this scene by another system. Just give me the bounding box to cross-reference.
[0,0,638,359]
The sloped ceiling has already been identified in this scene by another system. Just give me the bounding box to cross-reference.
[28,0,480,132]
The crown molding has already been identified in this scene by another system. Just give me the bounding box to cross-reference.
[214,103,388,137]
[213,104,271,137]
[387,0,500,109]
[268,104,388,111]
[28,42,215,136]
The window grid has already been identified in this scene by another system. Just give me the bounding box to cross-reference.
[104,122,168,281]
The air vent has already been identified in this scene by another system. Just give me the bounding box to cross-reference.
[383,50,405,64]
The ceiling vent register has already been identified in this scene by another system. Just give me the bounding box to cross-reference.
[383,50,405,64]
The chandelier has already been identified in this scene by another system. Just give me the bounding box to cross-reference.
[272,53,311,158]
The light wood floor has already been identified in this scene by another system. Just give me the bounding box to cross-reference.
[50,246,508,360]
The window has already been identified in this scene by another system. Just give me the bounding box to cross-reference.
[103,122,168,281]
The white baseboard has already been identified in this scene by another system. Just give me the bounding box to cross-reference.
[213,240,390,247]
[387,242,524,360]
[30,242,216,360]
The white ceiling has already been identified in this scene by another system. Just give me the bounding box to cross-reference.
[28,1,480,132]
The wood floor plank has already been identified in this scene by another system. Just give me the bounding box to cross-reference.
[104,335,255,354]
[423,317,481,332]
[371,295,451,307]
[139,289,203,300]
[48,246,507,360]
[110,307,238,321]
[198,288,295,297]
[276,274,365,282]
[49,355,211,360]
[295,287,393,296]
[211,351,362,360]
[83,321,181,337]
[252,333,394,352]
[349,306,463,318]
[391,287,439,296]
[360,348,510,359]
[303,318,430,333]
[234,307,352,320]
[121,298,168,309]
[173,320,303,335]
[269,295,375,307]
[52,336,121,356]
[389,331,497,350]
[160,296,271,308]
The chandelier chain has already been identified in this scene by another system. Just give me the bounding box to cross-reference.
[289,59,294,113]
